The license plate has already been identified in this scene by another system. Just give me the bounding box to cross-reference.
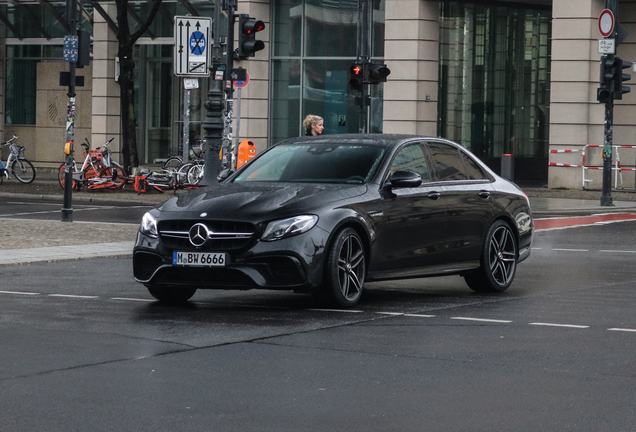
[173,251,227,267]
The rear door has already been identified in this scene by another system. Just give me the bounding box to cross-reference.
[425,141,496,264]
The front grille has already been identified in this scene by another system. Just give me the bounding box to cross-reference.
[158,219,255,251]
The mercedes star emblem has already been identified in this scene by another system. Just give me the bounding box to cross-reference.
[189,223,210,247]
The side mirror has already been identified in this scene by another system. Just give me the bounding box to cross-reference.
[386,170,422,189]
[217,168,234,182]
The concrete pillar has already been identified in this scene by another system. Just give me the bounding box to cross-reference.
[383,0,439,135]
[92,3,122,161]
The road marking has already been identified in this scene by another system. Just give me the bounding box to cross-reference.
[451,317,513,323]
[307,308,364,313]
[608,328,636,333]
[534,213,636,231]
[599,250,636,253]
[404,314,436,318]
[48,294,99,299]
[377,312,404,316]
[552,248,589,252]
[529,322,590,329]
[0,290,40,295]
[111,297,154,302]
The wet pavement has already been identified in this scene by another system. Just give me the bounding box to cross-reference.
[2,169,636,265]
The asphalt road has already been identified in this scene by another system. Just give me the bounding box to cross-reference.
[2,219,636,431]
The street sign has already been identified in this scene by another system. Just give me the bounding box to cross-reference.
[234,71,250,88]
[174,16,211,77]
[599,9,614,38]
[599,39,615,54]
[63,35,78,62]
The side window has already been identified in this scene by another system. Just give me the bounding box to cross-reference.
[460,151,488,180]
[389,143,432,183]
[426,142,468,181]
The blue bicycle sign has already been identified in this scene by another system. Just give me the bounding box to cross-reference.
[190,31,206,55]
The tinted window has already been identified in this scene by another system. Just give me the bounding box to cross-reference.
[234,143,385,184]
[460,151,488,180]
[389,144,432,183]
[427,142,467,181]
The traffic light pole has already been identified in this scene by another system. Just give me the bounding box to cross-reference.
[355,0,371,133]
[62,0,78,222]
[601,95,614,206]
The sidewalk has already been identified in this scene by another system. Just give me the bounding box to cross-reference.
[2,172,636,266]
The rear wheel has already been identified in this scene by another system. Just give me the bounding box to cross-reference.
[464,220,517,293]
[99,166,127,189]
[57,163,77,189]
[162,156,183,171]
[145,284,197,303]
[11,158,36,184]
[314,227,366,308]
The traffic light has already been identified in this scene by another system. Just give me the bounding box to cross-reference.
[366,63,391,84]
[349,63,363,91]
[614,57,632,100]
[77,30,92,68]
[598,56,617,103]
[237,14,265,59]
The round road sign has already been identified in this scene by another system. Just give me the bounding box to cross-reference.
[234,71,250,88]
[599,9,614,38]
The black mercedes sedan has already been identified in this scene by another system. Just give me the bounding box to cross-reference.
[133,134,533,308]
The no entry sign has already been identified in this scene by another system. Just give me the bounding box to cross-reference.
[599,9,614,38]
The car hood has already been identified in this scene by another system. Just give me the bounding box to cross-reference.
[158,182,368,219]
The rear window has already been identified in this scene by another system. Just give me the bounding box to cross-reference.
[234,143,385,184]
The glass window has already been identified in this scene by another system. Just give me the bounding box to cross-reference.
[234,143,385,184]
[305,0,358,57]
[5,59,36,125]
[460,151,488,180]
[427,142,467,181]
[272,0,302,57]
[389,144,431,183]
[438,2,551,163]
[271,59,301,144]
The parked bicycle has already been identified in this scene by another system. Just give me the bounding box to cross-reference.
[58,138,126,190]
[0,135,36,184]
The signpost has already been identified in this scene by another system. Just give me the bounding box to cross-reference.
[233,71,249,166]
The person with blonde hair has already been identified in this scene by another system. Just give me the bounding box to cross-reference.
[303,114,324,136]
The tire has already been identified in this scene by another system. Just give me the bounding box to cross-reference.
[464,220,517,293]
[162,156,183,171]
[187,163,204,185]
[314,227,366,308]
[145,284,197,303]
[11,158,35,184]
[99,166,127,189]
[58,163,77,189]
[85,163,105,181]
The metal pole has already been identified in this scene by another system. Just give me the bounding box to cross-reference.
[62,0,77,222]
[601,96,614,206]
[201,0,226,184]
[182,82,190,163]
[234,87,241,169]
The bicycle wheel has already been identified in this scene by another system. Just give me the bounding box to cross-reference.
[187,163,204,186]
[85,163,105,181]
[11,158,35,184]
[162,156,183,171]
[99,166,127,189]
[57,163,77,189]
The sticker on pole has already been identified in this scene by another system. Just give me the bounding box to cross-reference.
[599,9,614,38]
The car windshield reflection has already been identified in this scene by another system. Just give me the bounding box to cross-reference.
[233,143,386,184]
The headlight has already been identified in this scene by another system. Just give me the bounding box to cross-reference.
[140,212,158,238]
[261,215,318,242]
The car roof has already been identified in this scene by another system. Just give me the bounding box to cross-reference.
[275,134,451,148]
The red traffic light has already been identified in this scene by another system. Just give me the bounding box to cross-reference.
[351,65,362,76]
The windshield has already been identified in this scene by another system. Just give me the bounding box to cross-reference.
[233,143,386,184]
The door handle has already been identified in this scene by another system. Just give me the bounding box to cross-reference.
[428,191,441,200]
[479,190,491,199]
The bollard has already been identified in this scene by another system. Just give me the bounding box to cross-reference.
[501,154,514,181]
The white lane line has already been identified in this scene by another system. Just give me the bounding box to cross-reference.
[404,314,436,318]
[0,290,40,295]
[531,247,542,250]
[552,249,589,252]
[111,297,154,302]
[530,322,590,329]
[307,308,364,313]
[451,317,513,323]
[48,294,99,299]
[377,312,404,316]
[608,328,636,333]
[599,250,636,253]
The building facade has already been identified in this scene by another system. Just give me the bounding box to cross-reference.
[0,0,633,189]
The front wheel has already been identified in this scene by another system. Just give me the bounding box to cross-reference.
[464,220,517,293]
[314,227,366,308]
[58,163,77,189]
[99,166,127,189]
[145,284,197,304]
[11,158,35,184]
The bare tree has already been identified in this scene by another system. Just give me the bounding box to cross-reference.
[115,0,163,171]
